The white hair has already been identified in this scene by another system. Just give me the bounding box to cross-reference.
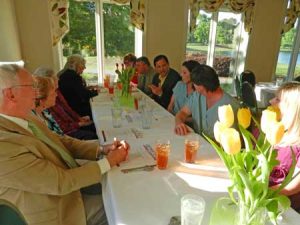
[58,54,85,77]
[33,67,55,78]
[0,64,21,103]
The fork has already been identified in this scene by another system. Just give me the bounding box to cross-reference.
[121,164,156,173]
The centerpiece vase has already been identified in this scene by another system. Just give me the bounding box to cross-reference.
[119,82,134,108]
[209,198,267,225]
[234,201,266,225]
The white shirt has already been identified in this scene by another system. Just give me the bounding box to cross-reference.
[0,113,110,174]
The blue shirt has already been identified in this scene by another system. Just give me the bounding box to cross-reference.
[172,81,193,114]
[186,92,240,138]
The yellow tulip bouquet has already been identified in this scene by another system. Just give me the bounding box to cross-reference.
[206,105,296,225]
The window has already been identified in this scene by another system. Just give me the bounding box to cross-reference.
[186,9,248,94]
[62,0,142,85]
[275,19,300,81]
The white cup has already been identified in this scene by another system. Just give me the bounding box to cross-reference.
[181,194,205,225]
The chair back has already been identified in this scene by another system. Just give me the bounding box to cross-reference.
[240,70,256,87]
[241,81,258,116]
[0,199,27,225]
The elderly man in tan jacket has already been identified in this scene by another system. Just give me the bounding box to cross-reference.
[0,64,129,225]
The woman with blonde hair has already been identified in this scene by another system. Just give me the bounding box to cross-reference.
[33,67,98,140]
[58,54,98,119]
[32,76,64,135]
[269,82,300,210]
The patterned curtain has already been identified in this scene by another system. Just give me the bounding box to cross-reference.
[111,0,145,31]
[189,0,255,33]
[282,0,300,33]
[49,0,69,46]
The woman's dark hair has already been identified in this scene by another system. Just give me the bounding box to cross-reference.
[182,60,200,73]
[240,70,256,87]
[153,55,169,66]
[191,64,220,92]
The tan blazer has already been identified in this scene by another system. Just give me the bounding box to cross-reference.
[0,115,102,225]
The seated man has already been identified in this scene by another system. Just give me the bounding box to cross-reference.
[0,64,129,225]
[135,56,155,96]
[149,55,181,109]
[175,64,240,138]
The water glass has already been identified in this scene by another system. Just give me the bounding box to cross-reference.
[181,194,205,225]
[141,108,152,129]
[111,107,122,128]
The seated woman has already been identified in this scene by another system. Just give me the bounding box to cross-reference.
[269,82,300,210]
[175,64,240,138]
[34,67,96,134]
[240,70,256,87]
[33,75,98,140]
[123,53,138,86]
[58,54,99,119]
[167,60,200,115]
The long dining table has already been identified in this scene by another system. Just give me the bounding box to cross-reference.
[91,89,300,225]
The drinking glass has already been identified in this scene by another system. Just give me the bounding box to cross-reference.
[185,134,200,163]
[181,194,205,225]
[141,108,153,129]
[111,107,122,128]
[155,140,170,169]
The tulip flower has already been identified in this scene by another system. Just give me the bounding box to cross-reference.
[220,128,241,155]
[214,121,227,143]
[237,107,251,129]
[265,122,285,145]
[261,109,277,133]
[218,105,234,128]
[267,105,281,121]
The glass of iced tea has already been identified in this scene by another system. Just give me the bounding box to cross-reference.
[185,134,200,163]
[103,75,110,88]
[155,140,171,170]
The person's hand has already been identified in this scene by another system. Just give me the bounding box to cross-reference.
[106,140,130,167]
[148,84,162,96]
[78,120,93,127]
[174,122,190,136]
[102,138,130,156]
[80,116,91,122]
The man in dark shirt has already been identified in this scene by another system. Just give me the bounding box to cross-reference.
[149,55,181,109]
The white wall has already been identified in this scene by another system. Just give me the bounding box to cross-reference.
[0,0,22,62]
[143,0,189,71]
[13,0,58,72]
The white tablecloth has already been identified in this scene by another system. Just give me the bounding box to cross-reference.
[255,82,279,108]
[91,90,299,225]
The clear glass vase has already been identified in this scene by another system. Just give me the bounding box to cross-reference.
[209,198,267,225]
[234,201,266,225]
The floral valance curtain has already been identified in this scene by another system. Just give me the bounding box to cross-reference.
[189,0,255,33]
[111,0,145,31]
[49,0,69,46]
[283,0,300,33]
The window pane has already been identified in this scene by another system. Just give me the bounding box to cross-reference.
[186,10,212,64]
[275,24,296,78]
[103,3,134,77]
[62,1,97,85]
[214,12,244,93]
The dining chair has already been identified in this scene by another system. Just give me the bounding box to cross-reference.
[241,81,258,117]
[0,199,27,225]
[240,70,256,87]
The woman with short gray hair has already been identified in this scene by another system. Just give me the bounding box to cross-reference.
[58,55,98,119]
